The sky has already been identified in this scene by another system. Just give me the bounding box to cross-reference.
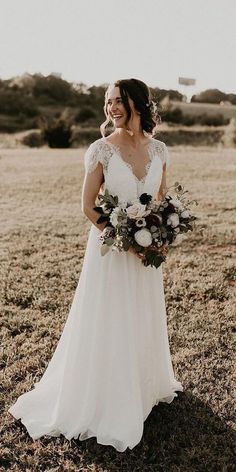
[0,0,236,95]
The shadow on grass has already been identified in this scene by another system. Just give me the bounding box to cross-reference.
[4,391,235,472]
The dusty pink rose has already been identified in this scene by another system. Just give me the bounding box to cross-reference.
[126,203,151,219]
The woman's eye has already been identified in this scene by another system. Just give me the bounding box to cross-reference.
[108,99,122,105]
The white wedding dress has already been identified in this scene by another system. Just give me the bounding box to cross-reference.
[8,137,183,452]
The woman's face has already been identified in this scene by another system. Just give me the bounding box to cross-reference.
[106,85,139,129]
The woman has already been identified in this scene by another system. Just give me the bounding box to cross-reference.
[8,78,183,453]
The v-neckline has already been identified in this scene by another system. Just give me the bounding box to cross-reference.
[102,137,154,184]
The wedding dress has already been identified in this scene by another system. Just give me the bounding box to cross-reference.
[8,136,183,453]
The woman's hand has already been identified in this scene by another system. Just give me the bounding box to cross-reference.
[128,246,145,261]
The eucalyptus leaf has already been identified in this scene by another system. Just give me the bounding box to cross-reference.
[143,250,165,268]
[106,238,115,246]
[122,238,132,251]
[93,206,104,214]
[97,215,109,224]
[101,244,110,256]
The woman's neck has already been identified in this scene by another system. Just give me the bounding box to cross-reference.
[115,128,148,147]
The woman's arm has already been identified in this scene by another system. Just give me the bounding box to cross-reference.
[156,162,167,202]
[81,162,108,232]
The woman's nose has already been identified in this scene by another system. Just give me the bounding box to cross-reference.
[110,102,117,112]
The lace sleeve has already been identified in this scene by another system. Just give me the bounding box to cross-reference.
[153,140,171,169]
[84,140,102,173]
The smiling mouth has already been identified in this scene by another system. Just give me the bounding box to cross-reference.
[112,115,123,119]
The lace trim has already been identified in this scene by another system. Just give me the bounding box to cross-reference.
[84,139,110,174]
[84,138,170,176]
[101,138,156,184]
[154,141,170,168]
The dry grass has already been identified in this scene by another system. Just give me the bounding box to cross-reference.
[0,145,235,471]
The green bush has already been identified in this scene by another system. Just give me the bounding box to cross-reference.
[21,131,44,147]
[161,107,183,124]
[33,74,78,106]
[192,89,228,104]
[154,128,224,146]
[0,90,39,117]
[198,113,229,126]
[74,106,96,123]
[0,115,38,133]
[41,118,72,148]
[162,108,229,127]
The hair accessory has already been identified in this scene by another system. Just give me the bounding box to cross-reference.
[125,128,134,137]
[146,100,158,114]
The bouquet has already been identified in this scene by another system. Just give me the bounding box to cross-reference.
[93,182,198,268]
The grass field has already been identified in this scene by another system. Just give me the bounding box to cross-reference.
[0,145,235,471]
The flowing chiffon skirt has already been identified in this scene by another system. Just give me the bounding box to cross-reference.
[8,224,183,452]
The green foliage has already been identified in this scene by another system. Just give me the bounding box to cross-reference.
[191,88,229,104]
[197,113,229,126]
[33,74,79,106]
[0,89,39,116]
[162,107,229,126]
[150,87,184,102]
[74,106,96,123]
[162,107,184,124]
[0,74,235,137]
[21,131,44,148]
[142,250,165,268]
[40,116,72,148]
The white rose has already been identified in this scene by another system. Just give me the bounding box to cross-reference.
[167,213,180,228]
[134,228,152,247]
[174,227,180,233]
[169,198,182,209]
[126,203,151,219]
[181,210,190,219]
[110,207,120,227]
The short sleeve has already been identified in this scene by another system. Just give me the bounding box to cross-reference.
[84,140,102,173]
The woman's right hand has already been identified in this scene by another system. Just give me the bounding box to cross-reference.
[128,246,145,261]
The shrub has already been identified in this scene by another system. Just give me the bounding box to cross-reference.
[198,113,229,126]
[191,89,228,104]
[41,118,72,148]
[154,128,224,146]
[74,106,96,123]
[0,90,39,116]
[0,115,38,133]
[162,108,229,127]
[21,131,44,147]
[33,74,78,105]
[161,107,183,124]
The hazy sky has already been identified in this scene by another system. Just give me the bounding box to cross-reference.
[0,0,236,94]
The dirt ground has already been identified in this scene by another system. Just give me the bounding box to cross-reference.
[0,145,235,471]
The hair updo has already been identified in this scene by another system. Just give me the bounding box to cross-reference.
[100,78,161,137]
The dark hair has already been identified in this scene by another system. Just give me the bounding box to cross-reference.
[100,78,161,137]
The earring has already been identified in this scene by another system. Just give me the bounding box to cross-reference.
[126,129,134,137]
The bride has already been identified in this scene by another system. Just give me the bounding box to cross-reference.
[8,78,183,453]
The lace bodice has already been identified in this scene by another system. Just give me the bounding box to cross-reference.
[84,137,170,204]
